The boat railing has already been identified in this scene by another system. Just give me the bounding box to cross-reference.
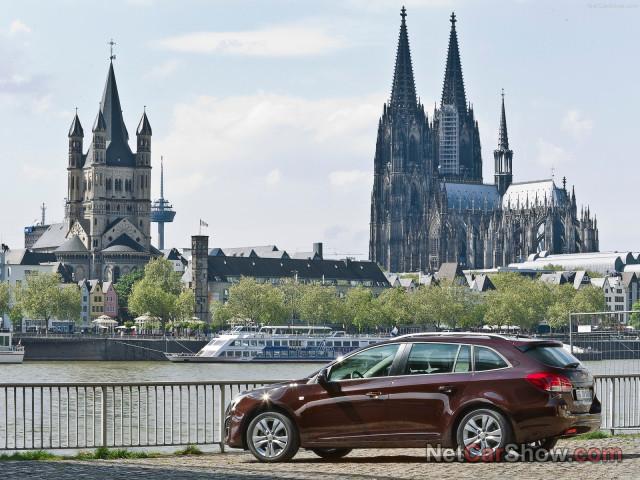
[0,374,638,452]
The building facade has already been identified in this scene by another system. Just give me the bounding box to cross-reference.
[369,9,599,273]
[31,58,159,282]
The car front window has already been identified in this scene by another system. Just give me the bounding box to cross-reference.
[329,344,400,380]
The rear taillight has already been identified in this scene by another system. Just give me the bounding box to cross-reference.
[526,373,572,393]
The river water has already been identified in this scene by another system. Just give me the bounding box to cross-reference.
[0,358,637,384]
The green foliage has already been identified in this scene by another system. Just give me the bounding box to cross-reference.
[541,264,564,271]
[128,258,191,332]
[174,444,204,455]
[485,272,550,332]
[343,285,376,331]
[575,430,609,440]
[114,268,145,322]
[279,277,305,321]
[0,282,10,317]
[19,272,81,330]
[221,277,287,325]
[377,287,414,327]
[78,446,150,459]
[630,300,640,329]
[0,450,57,461]
[399,273,419,283]
[298,283,341,326]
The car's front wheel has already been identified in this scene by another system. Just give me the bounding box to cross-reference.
[456,408,512,459]
[247,411,299,463]
[311,447,352,459]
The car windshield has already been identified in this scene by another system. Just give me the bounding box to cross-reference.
[519,344,582,368]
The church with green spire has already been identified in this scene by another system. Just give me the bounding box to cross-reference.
[369,8,599,273]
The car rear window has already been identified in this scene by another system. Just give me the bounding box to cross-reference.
[520,344,581,367]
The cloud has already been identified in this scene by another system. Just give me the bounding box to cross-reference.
[21,164,57,180]
[265,169,281,186]
[156,26,344,56]
[8,20,30,35]
[537,139,573,167]
[329,170,369,189]
[142,59,181,80]
[562,110,594,139]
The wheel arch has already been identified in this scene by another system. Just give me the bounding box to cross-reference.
[450,401,516,449]
[241,403,299,450]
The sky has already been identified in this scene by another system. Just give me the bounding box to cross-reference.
[0,0,638,260]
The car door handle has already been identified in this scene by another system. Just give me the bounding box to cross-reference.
[438,385,457,395]
[365,391,386,399]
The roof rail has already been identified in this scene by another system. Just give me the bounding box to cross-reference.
[395,331,534,341]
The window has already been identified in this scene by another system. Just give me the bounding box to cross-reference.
[474,346,508,371]
[519,344,580,368]
[329,344,400,380]
[404,343,460,375]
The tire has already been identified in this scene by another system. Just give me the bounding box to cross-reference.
[246,411,299,463]
[456,408,512,459]
[311,448,352,459]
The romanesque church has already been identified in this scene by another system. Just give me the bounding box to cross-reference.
[32,58,158,282]
[369,9,599,273]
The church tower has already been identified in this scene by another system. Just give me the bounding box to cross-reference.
[62,50,156,282]
[369,7,431,273]
[494,91,513,196]
[433,13,482,182]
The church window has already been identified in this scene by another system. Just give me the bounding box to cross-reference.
[106,178,112,190]
[88,179,92,191]
[71,176,74,189]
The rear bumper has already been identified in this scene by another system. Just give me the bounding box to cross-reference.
[514,403,601,443]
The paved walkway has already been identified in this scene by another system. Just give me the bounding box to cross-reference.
[2,437,638,480]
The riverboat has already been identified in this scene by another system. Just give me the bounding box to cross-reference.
[165,325,388,363]
[0,330,25,364]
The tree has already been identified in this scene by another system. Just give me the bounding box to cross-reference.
[298,283,341,326]
[114,268,145,322]
[128,258,187,333]
[344,285,376,332]
[485,272,550,332]
[174,289,195,321]
[19,271,81,334]
[376,287,413,327]
[221,277,287,325]
[0,283,10,320]
[546,283,577,329]
[630,300,640,329]
[279,278,304,322]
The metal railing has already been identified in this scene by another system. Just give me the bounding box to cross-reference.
[595,375,640,433]
[0,380,284,451]
[1,375,639,451]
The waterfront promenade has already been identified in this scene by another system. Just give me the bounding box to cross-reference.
[2,437,639,480]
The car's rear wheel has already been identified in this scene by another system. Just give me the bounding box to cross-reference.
[456,408,512,459]
[311,447,352,459]
[247,411,299,463]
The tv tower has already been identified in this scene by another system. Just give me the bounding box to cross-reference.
[150,157,176,250]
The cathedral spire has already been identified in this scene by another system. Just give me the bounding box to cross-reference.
[498,89,509,150]
[389,6,418,117]
[441,12,467,114]
[101,61,130,146]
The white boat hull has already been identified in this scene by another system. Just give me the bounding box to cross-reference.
[0,351,25,364]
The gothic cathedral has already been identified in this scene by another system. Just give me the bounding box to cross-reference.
[59,59,156,282]
[369,9,599,273]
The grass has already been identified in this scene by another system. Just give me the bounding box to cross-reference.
[174,444,204,456]
[575,430,610,440]
[0,450,57,461]
[0,446,159,462]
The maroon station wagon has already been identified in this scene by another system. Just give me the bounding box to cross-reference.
[225,333,601,462]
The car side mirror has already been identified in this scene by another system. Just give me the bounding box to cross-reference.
[318,368,330,386]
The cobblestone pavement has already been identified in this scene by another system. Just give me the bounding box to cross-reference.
[2,437,638,480]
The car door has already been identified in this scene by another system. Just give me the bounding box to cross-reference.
[385,342,472,444]
[295,343,403,447]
